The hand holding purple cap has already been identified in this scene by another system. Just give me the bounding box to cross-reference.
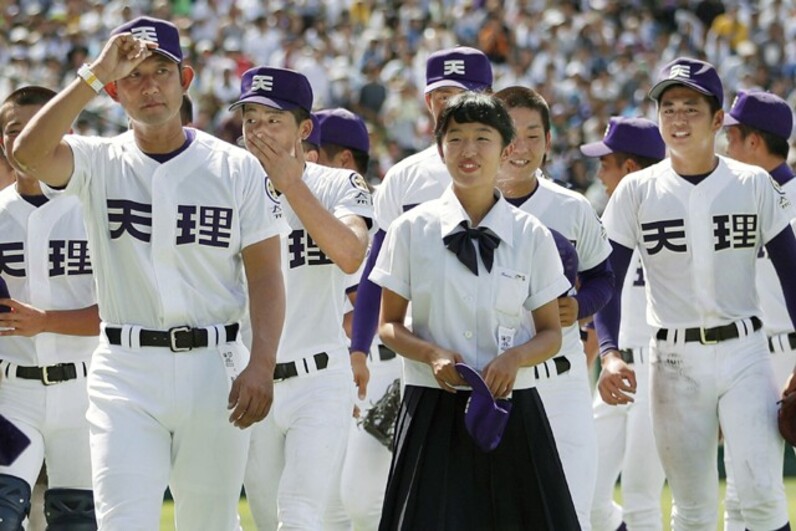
[455,363,513,452]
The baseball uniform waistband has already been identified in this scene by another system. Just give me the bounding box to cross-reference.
[768,331,796,354]
[274,352,329,381]
[370,344,397,363]
[619,347,649,365]
[532,356,571,380]
[104,323,239,352]
[655,316,762,345]
[1,360,88,385]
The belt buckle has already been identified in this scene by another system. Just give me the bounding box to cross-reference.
[169,326,193,352]
[41,366,55,386]
[699,327,718,345]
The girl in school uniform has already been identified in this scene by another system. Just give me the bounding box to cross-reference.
[370,92,580,531]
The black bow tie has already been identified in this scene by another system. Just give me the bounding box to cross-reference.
[443,221,501,276]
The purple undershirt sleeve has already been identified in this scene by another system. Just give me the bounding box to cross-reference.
[574,257,615,320]
[593,241,633,356]
[350,229,386,353]
[765,226,796,330]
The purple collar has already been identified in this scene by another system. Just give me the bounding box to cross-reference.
[770,162,795,187]
[143,128,195,163]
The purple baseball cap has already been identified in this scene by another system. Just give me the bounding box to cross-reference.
[230,67,313,113]
[425,47,493,94]
[724,90,793,140]
[315,107,370,153]
[455,363,513,452]
[111,16,182,63]
[0,414,30,466]
[305,114,321,149]
[648,57,724,107]
[580,116,666,160]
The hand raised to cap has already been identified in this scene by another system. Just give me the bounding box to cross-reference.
[91,33,158,85]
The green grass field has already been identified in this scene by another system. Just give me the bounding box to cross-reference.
[160,478,796,530]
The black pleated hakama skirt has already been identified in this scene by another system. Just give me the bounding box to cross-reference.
[379,385,580,531]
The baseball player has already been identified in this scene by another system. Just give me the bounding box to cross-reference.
[594,57,795,530]
[0,86,100,530]
[580,116,668,531]
[350,45,493,409]
[371,90,579,531]
[12,17,287,530]
[493,86,614,531]
[312,106,396,530]
[720,90,796,531]
[233,67,373,531]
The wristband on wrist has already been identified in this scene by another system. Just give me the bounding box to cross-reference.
[77,64,104,94]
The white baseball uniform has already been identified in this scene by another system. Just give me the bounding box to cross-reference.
[243,162,373,531]
[724,174,796,531]
[513,173,612,531]
[51,128,285,531]
[0,188,96,492]
[591,250,666,531]
[602,155,792,530]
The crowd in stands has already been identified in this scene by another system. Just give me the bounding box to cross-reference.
[2,0,795,207]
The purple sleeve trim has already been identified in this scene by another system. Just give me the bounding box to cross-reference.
[574,257,615,320]
[765,226,796,329]
[593,241,634,356]
[350,229,386,353]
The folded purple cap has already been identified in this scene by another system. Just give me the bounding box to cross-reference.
[111,16,182,63]
[549,228,578,288]
[0,415,30,466]
[230,67,313,113]
[724,90,793,140]
[649,57,723,107]
[305,114,321,149]
[315,107,370,153]
[455,363,512,452]
[425,47,493,94]
[580,116,666,161]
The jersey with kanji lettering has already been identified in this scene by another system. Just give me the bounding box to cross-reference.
[0,188,96,365]
[603,156,792,328]
[276,162,373,362]
[52,129,287,329]
[756,178,796,336]
[373,145,449,230]
[514,173,611,356]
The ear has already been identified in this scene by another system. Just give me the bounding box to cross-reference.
[712,109,724,133]
[501,142,515,162]
[180,65,195,90]
[104,82,118,101]
[424,92,433,114]
[544,130,552,157]
[299,118,313,141]
[624,158,641,174]
[437,143,445,161]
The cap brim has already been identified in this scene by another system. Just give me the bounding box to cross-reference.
[648,79,713,102]
[579,141,614,157]
[153,49,181,63]
[723,114,741,126]
[424,79,489,94]
[455,363,492,395]
[229,96,302,112]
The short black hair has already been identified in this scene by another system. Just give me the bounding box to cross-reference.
[612,151,662,170]
[435,92,515,149]
[494,86,551,135]
[734,123,790,160]
[320,143,370,176]
[180,94,193,126]
[0,85,57,134]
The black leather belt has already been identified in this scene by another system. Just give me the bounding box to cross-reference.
[3,362,86,385]
[105,324,239,352]
[533,356,570,379]
[769,332,796,353]
[377,345,397,362]
[656,317,762,345]
[274,353,329,381]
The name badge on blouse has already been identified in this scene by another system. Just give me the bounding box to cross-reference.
[498,326,516,354]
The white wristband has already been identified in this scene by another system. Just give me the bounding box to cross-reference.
[77,64,104,94]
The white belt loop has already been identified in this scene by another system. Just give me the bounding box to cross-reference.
[127,325,143,350]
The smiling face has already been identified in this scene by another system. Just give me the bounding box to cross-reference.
[441,118,511,193]
[657,85,723,163]
[114,55,189,127]
[499,105,549,181]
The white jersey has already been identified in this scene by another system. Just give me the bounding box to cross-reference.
[618,250,655,349]
[514,173,612,357]
[373,145,449,230]
[0,188,97,366]
[276,162,373,362]
[756,178,796,336]
[371,186,570,390]
[53,129,287,329]
[604,156,792,328]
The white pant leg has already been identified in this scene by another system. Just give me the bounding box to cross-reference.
[591,390,626,531]
[717,336,788,531]
[620,359,664,531]
[244,409,284,530]
[537,354,597,531]
[0,377,47,489]
[168,343,251,531]
[338,360,399,530]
